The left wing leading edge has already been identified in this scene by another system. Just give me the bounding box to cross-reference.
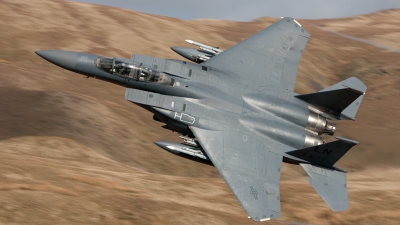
[202,17,310,92]
[190,127,283,222]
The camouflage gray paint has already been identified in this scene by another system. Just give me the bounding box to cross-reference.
[36,17,366,222]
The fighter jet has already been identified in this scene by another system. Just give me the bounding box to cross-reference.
[36,17,366,222]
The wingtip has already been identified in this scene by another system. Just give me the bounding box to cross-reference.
[293,19,302,27]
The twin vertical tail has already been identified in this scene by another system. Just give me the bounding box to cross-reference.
[292,77,367,211]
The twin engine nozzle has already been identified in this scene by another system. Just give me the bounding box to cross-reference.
[303,111,336,148]
[307,111,336,135]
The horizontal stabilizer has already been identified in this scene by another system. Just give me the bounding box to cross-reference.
[288,137,357,168]
[295,77,366,120]
[300,164,348,212]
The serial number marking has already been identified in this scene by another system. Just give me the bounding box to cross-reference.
[302,153,321,160]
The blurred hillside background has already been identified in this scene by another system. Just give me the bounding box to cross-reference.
[0,0,400,224]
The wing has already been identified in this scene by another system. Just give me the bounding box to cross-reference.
[190,127,283,222]
[202,17,310,92]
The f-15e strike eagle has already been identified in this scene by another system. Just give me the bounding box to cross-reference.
[36,17,366,222]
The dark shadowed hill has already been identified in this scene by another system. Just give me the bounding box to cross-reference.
[0,0,400,224]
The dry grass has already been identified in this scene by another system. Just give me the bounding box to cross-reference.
[309,9,400,50]
[0,0,400,224]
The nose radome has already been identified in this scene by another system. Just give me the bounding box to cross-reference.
[35,50,78,70]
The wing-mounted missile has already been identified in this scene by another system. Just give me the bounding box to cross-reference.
[170,40,223,63]
[185,40,223,55]
[170,46,212,63]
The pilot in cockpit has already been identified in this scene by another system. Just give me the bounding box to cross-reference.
[117,62,126,75]
[139,73,145,81]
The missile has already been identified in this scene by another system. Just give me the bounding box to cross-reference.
[170,40,223,63]
[185,40,223,54]
[154,141,209,161]
[170,47,212,63]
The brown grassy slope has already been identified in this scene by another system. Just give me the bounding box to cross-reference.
[310,9,400,50]
[0,0,400,224]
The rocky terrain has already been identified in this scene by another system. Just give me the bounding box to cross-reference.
[0,0,400,224]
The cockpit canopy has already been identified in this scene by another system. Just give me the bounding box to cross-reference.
[95,57,167,83]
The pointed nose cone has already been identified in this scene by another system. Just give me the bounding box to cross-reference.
[35,50,78,71]
[170,47,185,55]
[171,47,189,58]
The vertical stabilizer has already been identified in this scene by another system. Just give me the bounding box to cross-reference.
[295,77,366,120]
[288,137,358,168]
[300,164,348,212]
